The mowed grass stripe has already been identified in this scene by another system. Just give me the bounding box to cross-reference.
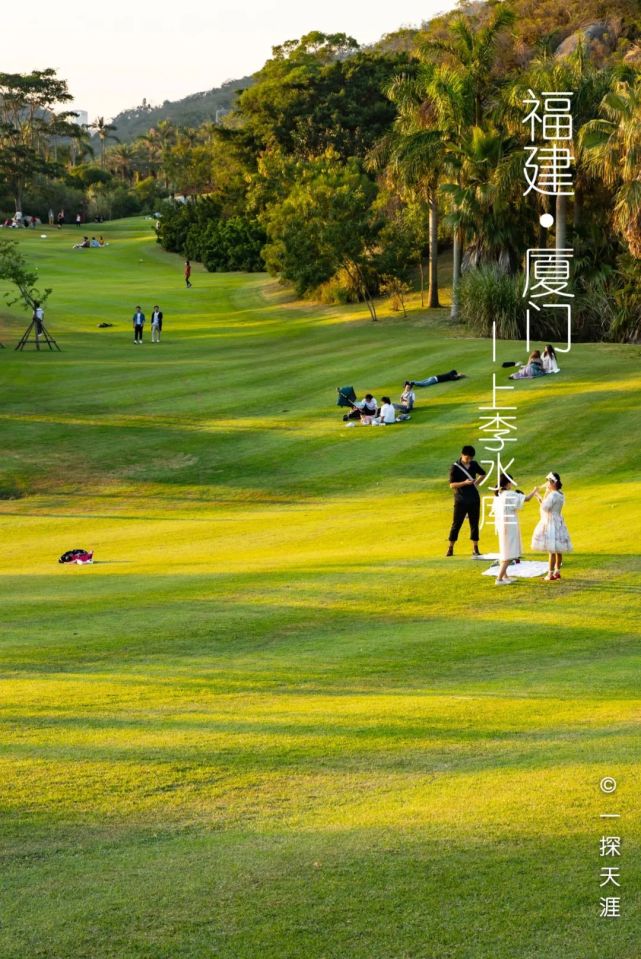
[1,218,640,958]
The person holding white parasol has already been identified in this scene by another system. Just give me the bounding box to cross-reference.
[492,473,539,585]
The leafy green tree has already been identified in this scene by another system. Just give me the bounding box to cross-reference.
[261,152,381,318]
[0,69,82,211]
[237,32,412,162]
[197,217,265,272]
[0,237,52,312]
[441,125,528,274]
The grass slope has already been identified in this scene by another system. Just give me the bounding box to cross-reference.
[1,219,640,959]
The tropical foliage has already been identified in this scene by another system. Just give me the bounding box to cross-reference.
[2,2,641,340]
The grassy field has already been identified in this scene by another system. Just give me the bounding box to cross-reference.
[1,218,640,959]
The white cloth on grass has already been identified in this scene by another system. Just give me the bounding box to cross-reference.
[482,561,549,578]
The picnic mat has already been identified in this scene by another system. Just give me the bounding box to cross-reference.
[482,560,550,578]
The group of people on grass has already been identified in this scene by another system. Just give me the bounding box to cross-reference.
[132,306,164,343]
[2,213,41,229]
[508,344,559,379]
[448,445,572,584]
[341,370,465,426]
[72,235,107,249]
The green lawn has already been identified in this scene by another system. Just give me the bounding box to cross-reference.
[1,218,640,959]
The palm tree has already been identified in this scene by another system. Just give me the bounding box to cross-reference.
[419,3,517,127]
[441,125,527,274]
[387,4,517,313]
[106,142,138,183]
[383,64,464,308]
[89,116,119,168]
[580,77,641,257]
[506,46,614,251]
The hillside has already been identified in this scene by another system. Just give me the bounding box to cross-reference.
[107,0,641,141]
[111,75,253,141]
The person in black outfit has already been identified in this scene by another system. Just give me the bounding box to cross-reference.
[447,445,487,556]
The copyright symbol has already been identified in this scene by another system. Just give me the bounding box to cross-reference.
[600,777,617,794]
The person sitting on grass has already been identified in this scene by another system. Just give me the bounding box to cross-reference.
[373,397,397,425]
[73,235,90,249]
[509,350,545,379]
[343,393,378,422]
[394,381,416,413]
[90,236,100,248]
[409,370,466,387]
[542,344,560,373]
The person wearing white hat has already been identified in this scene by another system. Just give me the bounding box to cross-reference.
[532,472,572,580]
[492,473,538,585]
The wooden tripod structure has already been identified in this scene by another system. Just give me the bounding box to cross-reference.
[15,317,61,351]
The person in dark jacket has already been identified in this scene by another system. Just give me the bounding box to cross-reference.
[132,306,145,343]
[447,445,487,556]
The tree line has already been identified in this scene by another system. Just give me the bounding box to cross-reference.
[2,0,641,340]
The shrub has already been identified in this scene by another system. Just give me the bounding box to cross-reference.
[458,266,524,339]
[199,217,265,273]
[156,198,222,255]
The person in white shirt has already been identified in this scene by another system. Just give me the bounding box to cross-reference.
[150,305,163,343]
[542,344,560,373]
[343,394,378,421]
[373,397,397,425]
[33,302,44,345]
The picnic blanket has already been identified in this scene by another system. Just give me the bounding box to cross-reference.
[482,560,549,578]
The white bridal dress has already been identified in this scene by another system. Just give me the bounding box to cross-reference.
[531,491,573,553]
[493,490,525,561]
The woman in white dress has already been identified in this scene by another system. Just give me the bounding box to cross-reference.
[542,344,560,373]
[532,471,572,580]
[492,474,538,585]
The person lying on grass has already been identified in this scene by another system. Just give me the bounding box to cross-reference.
[408,370,466,387]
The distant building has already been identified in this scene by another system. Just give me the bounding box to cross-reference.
[74,109,89,126]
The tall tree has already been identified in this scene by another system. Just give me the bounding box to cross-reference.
[261,151,381,319]
[419,2,517,126]
[89,116,119,168]
[236,32,411,163]
[581,76,641,258]
[0,69,81,211]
